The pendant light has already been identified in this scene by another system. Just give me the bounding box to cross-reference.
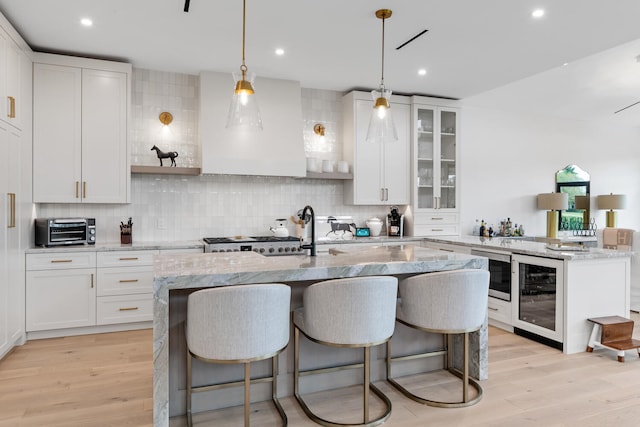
[366,9,398,143]
[226,0,263,130]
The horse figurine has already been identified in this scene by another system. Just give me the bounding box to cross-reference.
[151,145,179,167]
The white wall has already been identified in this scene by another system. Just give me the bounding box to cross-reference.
[459,105,640,236]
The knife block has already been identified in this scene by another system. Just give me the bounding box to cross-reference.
[120,226,132,244]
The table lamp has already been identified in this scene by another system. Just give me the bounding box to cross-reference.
[574,195,590,227]
[537,192,568,238]
[597,193,627,227]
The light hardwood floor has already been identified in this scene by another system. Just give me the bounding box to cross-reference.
[1,315,639,427]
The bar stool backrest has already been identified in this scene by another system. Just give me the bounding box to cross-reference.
[187,284,291,361]
[302,276,398,345]
[398,269,489,333]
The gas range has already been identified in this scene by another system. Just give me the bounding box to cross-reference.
[203,236,305,256]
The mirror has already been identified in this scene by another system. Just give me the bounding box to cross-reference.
[555,164,590,231]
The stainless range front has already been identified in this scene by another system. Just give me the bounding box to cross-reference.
[203,236,305,256]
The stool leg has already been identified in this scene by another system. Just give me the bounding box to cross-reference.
[586,324,599,352]
[294,327,300,397]
[364,347,370,424]
[244,362,250,427]
[186,350,193,427]
[617,352,625,363]
[463,332,469,403]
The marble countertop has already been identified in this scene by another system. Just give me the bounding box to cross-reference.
[153,244,487,289]
[424,235,632,260]
[26,240,204,253]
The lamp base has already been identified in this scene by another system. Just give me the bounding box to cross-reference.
[606,210,617,228]
[546,210,558,239]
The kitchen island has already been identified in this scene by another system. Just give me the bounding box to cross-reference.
[152,244,487,426]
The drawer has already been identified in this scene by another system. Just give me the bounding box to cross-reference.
[96,294,153,325]
[488,297,512,325]
[97,266,154,296]
[97,250,159,267]
[413,224,459,236]
[413,212,459,225]
[26,252,96,270]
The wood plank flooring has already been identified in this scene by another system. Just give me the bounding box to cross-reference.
[1,314,639,427]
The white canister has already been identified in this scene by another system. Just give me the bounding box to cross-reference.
[337,160,349,173]
[306,157,321,172]
[322,159,335,173]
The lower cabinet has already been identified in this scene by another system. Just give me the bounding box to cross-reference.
[26,252,97,331]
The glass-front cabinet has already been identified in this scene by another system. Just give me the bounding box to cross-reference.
[410,97,460,237]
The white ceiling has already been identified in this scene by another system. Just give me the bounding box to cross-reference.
[2,1,640,126]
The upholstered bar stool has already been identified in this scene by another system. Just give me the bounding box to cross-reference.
[386,269,489,408]
[185,284,291,426]
[293,276,398,427]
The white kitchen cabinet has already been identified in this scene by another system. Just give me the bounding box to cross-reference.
[96,250,157,326]
[343,91,411,205]
[0,30,23,130]
[200,71,306,177]
[410,97,460,236]
[33,54,130,203]
[26,252,97,332]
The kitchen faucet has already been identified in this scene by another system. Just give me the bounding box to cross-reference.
[299,205,316,256]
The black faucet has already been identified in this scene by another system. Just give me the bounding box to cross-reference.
[299,205,316,256]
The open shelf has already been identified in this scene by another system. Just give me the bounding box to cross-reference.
[305,171,353,180]
[131,165,201,176]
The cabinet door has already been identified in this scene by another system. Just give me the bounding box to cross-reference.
[353,99,385,204]
[33,63,82,202]
[438,108,458,210]
[5,40,21,129]
[382,102,410,205]
[0,123,8,354]
[415,106,436,209]
[81,69,128,203]
[6,127,21,343]
[26,268,96,331]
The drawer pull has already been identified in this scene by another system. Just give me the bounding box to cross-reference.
[51,259,73,263]
[119,307,139,311]
[119,257,139,261]
[488,307,498,311]
[431,217,444,220]
[91,273,94,288]
[431,229,444,232]
[439,248,454,252]
[119,279,139,283]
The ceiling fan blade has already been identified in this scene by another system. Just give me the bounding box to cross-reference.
[614,100,640,114]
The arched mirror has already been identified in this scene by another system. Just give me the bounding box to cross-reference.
[555,164,590,230]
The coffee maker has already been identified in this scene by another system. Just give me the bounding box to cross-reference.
[386,206,404,237]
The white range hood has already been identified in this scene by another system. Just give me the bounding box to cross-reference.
[199,71,306,177]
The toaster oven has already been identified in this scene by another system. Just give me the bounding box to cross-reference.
[35,218,96,247]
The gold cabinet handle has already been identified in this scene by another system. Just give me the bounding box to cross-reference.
[488,307,498,312]
[8,193,15,228]
[75,181,79,198]
[83,181,86,199]
[119,307,139,311]
[119,257,139,261]
[7,96,15,118]
[51,259,73,263]
[431,217,444,221]
[431,229,444,232]
[119,279,139,283]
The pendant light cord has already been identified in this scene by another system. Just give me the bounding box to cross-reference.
[241,0,247,74]
[380,14,385,87]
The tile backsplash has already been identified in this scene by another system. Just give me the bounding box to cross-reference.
[36,69,389,242]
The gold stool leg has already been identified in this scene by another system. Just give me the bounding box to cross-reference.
[463,332,469,403]
[364,347,370,423]
[186,350,193,427]
[244,362,250,427]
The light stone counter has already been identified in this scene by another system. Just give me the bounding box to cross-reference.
[152,244,487,426]
[26,240,204,253]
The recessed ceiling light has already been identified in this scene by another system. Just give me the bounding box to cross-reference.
[562,62,569,66]
[275,48,285,56]
[531,9,545,18]
[418,69,427,76]
[80,18,93,27]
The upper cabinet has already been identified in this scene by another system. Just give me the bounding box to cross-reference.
[200,71,306,177]
[0,26,25,130]
[33,54,131,203]
[342,91,411,205]
[410,96,460,236]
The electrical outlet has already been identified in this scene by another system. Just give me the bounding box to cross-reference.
[157,217,167,229]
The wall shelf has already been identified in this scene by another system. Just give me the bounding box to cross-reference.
[131,165,201,176]
[305,171,353,180]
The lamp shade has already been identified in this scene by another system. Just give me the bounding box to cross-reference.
[574,195,590,210]
[597,194,627,210]
[537,193,568,211]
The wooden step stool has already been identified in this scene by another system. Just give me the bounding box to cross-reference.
[586,316,640,362]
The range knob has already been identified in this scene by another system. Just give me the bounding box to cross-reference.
[259,248,266,253]
[226,249,233,253]
[210,249,218,253]
[277,247,284,253]
[253,248,259,253]
[268,247,275,253]
[284,247,290,252]
[233,249,240,252]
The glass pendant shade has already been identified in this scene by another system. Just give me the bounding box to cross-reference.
[366,86,398,143]
[226,71,262,130]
